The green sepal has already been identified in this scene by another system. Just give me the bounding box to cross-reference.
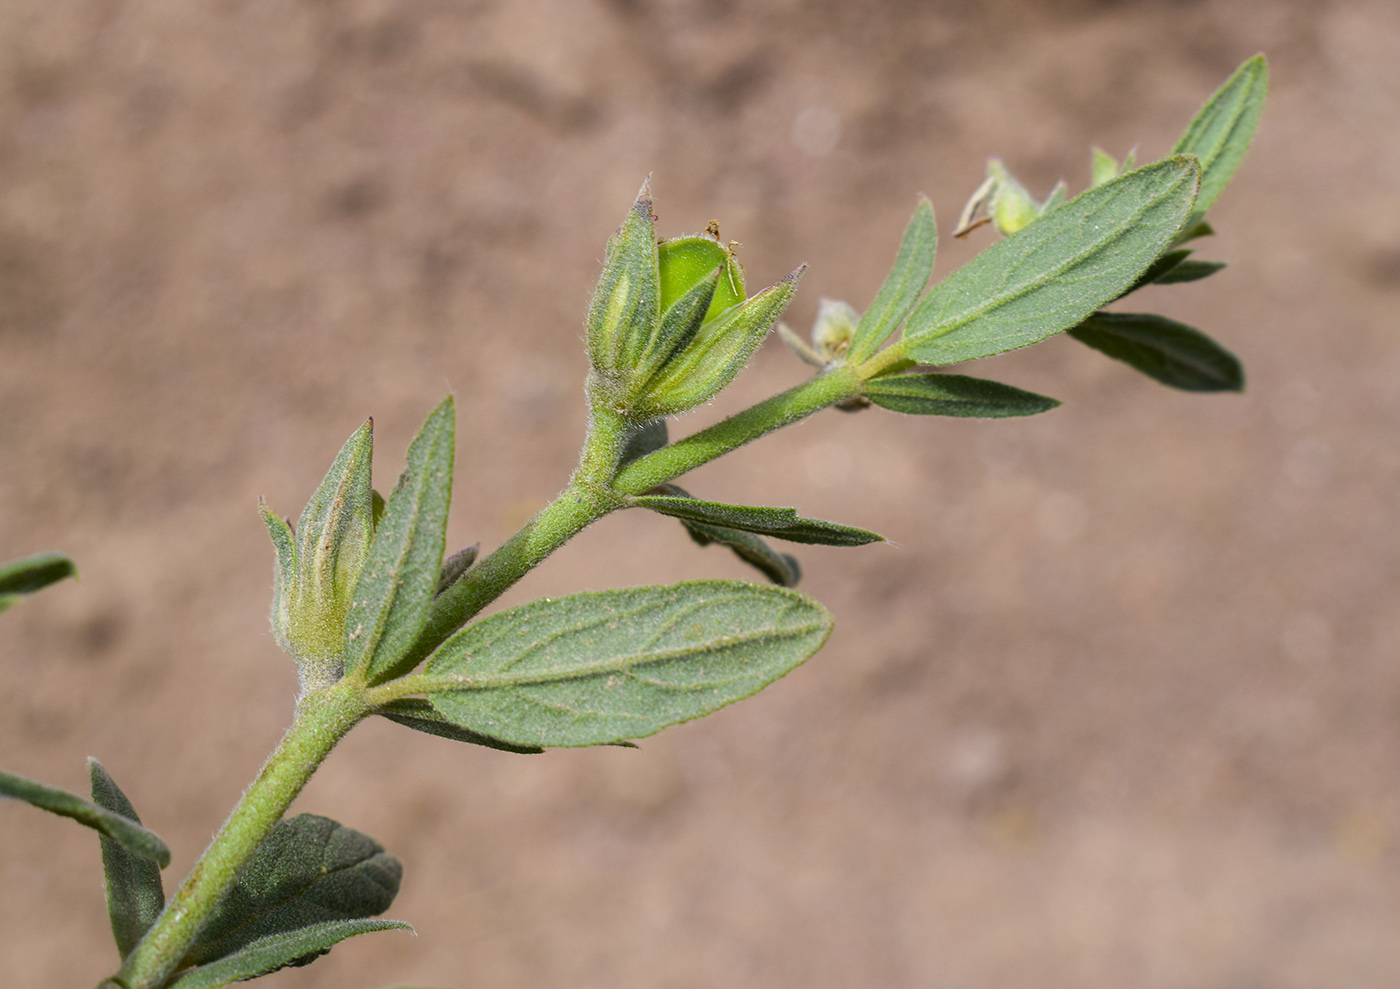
[630,494,882,546]
[902,157,1200,366]
[166,920,413,989]
[1091,147,1120,187]
[629,267,721,404]
[656,483,801,586]
[847,196,937,364]
[986,159,1040,234]
[1172,54,1268,234]
[658,235,745,323]
[376,698,545,754]
[0,767,171,867]
[634,267,804,419]
[1069,312,1244,392]
[586,180,660,381]
[1153,259,1226,284]
[0,552,77,614]
[864,373,1060,418]
[90,760,165,959]
[423,581,832,747]
[263,420,375,681]
[179,814,402,970]
[1041,180,1068,212]
[347,398,455,687]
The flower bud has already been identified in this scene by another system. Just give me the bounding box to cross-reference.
[260,419,375,688]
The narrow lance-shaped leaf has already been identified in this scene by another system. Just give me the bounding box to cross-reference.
[864,373,1060,418]
[847,197,937,364]
[180,814,402,969]
[901,156,1200,366]
[1069,312,1244,392]
[424,581,833,747]
[347,397,455,686]
[90,760,165,959]
[654,483,801,587]
[376,698,544,754]
[0,768,171,867]
[0,552,77,614]
[166,920,413,989]
[1172,54,1268,231]
[1153,259,1226,284]
[1117,248,1193,299]
[631,495,883,546]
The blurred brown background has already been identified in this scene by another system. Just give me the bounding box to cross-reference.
[2,0,1397,986]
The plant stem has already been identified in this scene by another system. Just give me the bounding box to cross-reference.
[394,384,632,673]
[612,365,861,495]
[111,684,369,989]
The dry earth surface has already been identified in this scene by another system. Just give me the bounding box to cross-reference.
[3,0,1399,986]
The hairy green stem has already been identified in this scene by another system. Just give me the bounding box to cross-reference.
[612,365,862,495]
[111,684,369,989]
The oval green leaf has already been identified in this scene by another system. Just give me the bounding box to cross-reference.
[180,814,402,969]
[1069,312,1244,392]
[424,581,832,747]
[901,157,1200,366]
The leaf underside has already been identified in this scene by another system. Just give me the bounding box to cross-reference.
[1069,312,1244,392]
[180,814,401,970]
[377,698,544,754]
[90,760,166,959]
[864,373,1060,417]
[424,581,832,747]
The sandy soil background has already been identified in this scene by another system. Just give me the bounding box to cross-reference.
[2,1,1398,986]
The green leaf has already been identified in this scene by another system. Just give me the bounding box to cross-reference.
[658,235,745,323]
[167,919,413,989]
[1117,247,1193,298]
[181,814,401,969]
[424,581,832,747]
[902,157,1200,366]
[1172,54,1268,230]
[90,760,165,959]
[1090,147,1120,187]
[347,398,455,686]
[587,180,660,377]
[377,698,544,754]
[631,495,882,546]
[0,552,76,613]
[654,484,801,587]
[864,373,1060,417]
[680,519,803,587]
[848,197,937,364]
[1069,312,1244,392]
[0,768,171,867]
[1153,259,1226,284]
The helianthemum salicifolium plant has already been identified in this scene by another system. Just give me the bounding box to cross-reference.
[0,56,1266,989]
